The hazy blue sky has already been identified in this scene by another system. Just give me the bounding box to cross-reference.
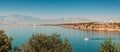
[0,0,120,19]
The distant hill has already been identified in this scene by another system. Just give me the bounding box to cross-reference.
[0,15,41,22]
[61,17,91,23]
[0,15,42,25]
[0,15,91,25]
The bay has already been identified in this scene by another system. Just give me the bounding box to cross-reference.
[0,25,120,52]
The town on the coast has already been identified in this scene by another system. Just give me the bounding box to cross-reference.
[60,22,120,31]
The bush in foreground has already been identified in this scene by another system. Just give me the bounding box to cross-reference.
[0,30,13,52]
[21,33,73,52]
[99,39,120,52]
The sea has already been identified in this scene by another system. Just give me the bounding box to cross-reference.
[0,25,120,52]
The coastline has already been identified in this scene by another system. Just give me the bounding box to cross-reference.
[1,22,120,32]
[60,22,120,32]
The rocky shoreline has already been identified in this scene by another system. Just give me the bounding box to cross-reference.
[60,22,120,32]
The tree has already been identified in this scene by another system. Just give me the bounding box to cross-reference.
[0,30,13,52]
[99,39,120,52]
[22,33,73,52]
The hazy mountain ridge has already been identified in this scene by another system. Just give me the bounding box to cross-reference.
[1,15,119,25]
[0,15,91,25]
[0,15,41,22]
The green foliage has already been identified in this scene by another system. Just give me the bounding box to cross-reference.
[99,39,120,52]
[113,23,120,27]
[12,46,21,52]
[0,30,13,52]
[22,33,73,52]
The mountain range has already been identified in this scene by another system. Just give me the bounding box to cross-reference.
[0,15,91,25]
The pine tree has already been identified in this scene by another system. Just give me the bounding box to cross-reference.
[99,39,120,52]
[0,30,13,52]
[22,33,73,52]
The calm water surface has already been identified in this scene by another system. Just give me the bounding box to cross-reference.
[0,25,120,52]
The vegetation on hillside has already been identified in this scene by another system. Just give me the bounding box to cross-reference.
[61,22,98,26]
[114,23,120,27]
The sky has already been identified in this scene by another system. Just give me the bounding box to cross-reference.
[0,0,120,20]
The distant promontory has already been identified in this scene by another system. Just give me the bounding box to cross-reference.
[60,22,120,32]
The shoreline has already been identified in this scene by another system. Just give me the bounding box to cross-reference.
[60,22,120,32]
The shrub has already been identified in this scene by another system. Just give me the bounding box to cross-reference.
[0,30,13,52]
[22,33,73,52]
[99,39,120,52]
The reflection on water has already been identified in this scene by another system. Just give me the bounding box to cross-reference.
[80,30,120,42]
[90,38,119,40]
[81,30,120,36]
[81,30,120,38]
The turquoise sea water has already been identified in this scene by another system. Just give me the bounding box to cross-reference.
[0,25,120,52]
